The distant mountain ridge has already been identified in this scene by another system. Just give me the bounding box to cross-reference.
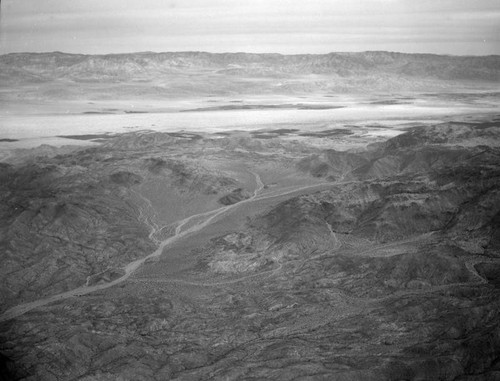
[1,51,499,82]
[1,51,499,98]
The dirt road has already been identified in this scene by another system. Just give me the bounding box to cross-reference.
[0,171,292,322]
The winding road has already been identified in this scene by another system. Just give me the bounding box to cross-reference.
[2,167,495,323]
[0,170,304,322]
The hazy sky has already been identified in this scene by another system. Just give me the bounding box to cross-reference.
[1,0,499,55]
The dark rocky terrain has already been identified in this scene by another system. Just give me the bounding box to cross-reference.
[0,132,253,313]
[1,114,500,380]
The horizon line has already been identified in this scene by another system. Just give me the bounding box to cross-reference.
[1,50,499,58]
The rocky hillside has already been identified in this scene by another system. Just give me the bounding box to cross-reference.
[298,118,500,180]
[1,118,500,380]
[0,132,249,313]
[198,120,500,378]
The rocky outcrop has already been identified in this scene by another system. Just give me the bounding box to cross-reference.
[218,188,252,205]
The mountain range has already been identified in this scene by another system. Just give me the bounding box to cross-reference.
[1,51,499,93]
